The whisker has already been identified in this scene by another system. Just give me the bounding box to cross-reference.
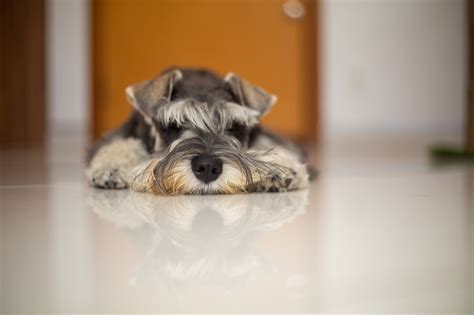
[139,133,294,195]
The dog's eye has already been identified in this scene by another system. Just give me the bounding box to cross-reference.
[226,122,243,132]
[225,123,246,142]
[160,122,183,138]
[166,122,181,132]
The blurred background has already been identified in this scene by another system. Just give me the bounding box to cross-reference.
[2,2,474,312]
[0,0,472,152]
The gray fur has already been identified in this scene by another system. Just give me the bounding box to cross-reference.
[148,131,293,194]
[87,68,312,194]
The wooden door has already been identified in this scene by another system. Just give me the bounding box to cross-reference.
[468,0,474,150]
[92,0,318,142]
[0,0,45,149]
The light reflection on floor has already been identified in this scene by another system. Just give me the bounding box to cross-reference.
[1,132,473,313]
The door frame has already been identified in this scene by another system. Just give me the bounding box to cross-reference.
[0,0,46,149]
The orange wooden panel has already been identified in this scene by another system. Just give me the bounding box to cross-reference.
[92,0,318,141]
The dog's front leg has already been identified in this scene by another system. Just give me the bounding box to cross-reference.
[86,138,150,189]
[249,148,310,193]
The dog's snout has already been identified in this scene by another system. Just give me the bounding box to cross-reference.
[191,155,223,184]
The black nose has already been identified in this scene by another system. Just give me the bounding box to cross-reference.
[191,155,223,183]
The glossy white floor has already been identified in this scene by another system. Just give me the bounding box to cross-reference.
[1,130,473,314]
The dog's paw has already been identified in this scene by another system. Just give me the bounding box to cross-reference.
[89,168,129,189]
[253,171,296,193]
[86,138,151,190]
[251,163,309,193]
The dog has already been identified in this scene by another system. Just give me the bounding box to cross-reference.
[86,68,313,195]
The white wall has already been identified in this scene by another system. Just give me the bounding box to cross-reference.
[47,0,90,132]
[321,0,467,140]
[46,0,467,142]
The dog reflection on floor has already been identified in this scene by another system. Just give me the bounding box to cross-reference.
[88,189,308,292]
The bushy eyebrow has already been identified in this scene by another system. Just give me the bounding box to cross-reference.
[217,102,259,127]
[158,100,211,130]
[155,99,259,132]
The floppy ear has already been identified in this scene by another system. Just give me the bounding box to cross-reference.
[224,72,277,117]
[125,69,183,117]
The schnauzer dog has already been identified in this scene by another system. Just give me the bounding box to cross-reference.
[86,68,312,195]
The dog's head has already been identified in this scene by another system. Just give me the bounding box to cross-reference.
[127,69,281,195]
